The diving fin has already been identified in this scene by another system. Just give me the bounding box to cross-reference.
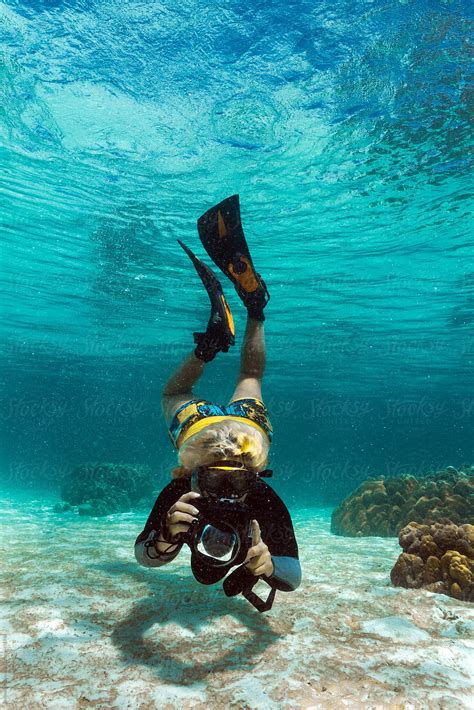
[197,195,269,321]
[178,240,235,362]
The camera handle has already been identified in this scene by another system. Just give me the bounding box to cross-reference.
[223,564,277,612]
[242,582,277,613]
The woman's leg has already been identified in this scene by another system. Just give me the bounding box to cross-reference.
[161,351,206,426]
[229,317,265,403]
[162,316,265,422]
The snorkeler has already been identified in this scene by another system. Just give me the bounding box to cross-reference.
[135,195,301,610]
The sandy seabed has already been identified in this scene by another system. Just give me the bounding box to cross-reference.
[1,492,473,709]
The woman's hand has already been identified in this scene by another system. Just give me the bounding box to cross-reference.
[162,491,201,543]
[243,520,274,578]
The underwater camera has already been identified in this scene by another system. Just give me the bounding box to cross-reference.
[175,461,277,612]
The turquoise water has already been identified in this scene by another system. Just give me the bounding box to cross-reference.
[2,1,473,506]
[1,0,473,706]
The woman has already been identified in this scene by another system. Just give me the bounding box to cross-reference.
[135,196,301,596]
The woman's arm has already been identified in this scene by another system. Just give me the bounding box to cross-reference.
[134,479,188,568]
[267,555,302,591]
[134,527,181,568]
[255,482,302,591]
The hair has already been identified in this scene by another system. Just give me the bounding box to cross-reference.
[171,420,270,479]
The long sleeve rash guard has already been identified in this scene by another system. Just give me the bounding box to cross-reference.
[134,478,301,592]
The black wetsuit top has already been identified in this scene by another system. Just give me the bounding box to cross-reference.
[134,478,301,592]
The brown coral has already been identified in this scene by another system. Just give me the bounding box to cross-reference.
[331,466,473,537]
[432,520,461,551]
[391,521,474,602]
[423,555,441,584]
[390,553,424,588]
[419,535,439,560]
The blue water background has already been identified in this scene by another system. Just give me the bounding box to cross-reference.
[1,0,473,505]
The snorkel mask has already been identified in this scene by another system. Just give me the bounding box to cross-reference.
[178,461,277,611]
[192,459,266,500]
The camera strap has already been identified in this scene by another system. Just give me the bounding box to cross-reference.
[241,582,277,612]
[223,564,278,612]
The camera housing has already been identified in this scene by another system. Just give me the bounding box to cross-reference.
[179,496,253,569]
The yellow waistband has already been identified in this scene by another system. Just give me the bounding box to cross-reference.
[177,415,268,448]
